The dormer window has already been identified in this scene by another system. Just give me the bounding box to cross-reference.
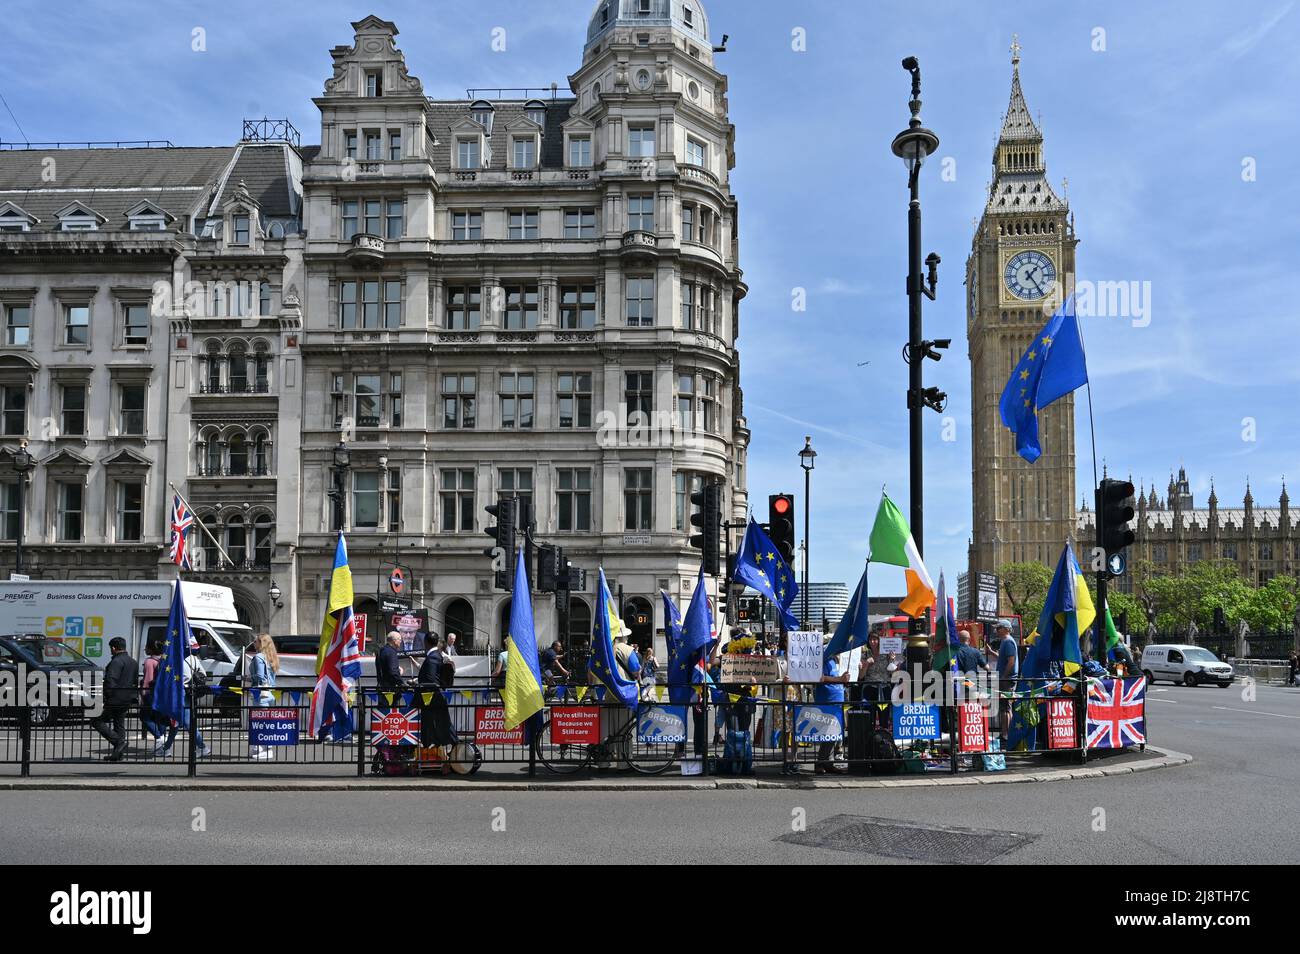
[0,206,32,233]
[525,101,546,126]
[683,6,693,27]
[470,101,495,133]
[638,0,651,13]
[511,137,537,170]
[232,214,250,246]
[600,4,610,28]
[126,201,170,232]
[365,71,382,97]
[59,212,99,232]
[456,138,482,170]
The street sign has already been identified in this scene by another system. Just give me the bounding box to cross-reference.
[1107,551,1127,578]
[389,566,406,594]
[9,573,29,582]
[380,596,412,614]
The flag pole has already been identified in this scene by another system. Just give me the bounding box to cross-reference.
[168,481,237,569]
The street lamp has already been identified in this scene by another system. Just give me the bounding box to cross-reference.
[891,56,943,674]
[268,579,282,609]
[330,441,350,531]
[12,441,33,577]
[798,436,816,628]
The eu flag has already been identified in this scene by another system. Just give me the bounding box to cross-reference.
[825,564,869,656]
[999,296,1089,463]
[590,568,639,708]
[734,518,800,630]
[154,583,192,722]
[662,590,694,705]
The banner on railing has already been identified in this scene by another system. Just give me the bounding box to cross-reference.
[370,707,420,746]
[893,702,941,741]
[637,704,687,744]
[551,706,600,745]
[249,708,299,747]
[790,703,843,743]
[475,705,524,745]
[1086,677,1146,750]
[1047,698,1076,749]
[957,702,988,753]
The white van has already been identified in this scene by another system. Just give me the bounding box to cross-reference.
[1140,644,1234,687]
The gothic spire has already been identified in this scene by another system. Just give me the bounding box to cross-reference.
[999,34,1042,145]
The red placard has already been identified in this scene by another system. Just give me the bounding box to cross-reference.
[475,706,525,745]
[550,706,600,745]
[957,702,988,753]
[1047,698,1076,749]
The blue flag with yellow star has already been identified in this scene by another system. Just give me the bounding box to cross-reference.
[734,517,800,630]
[154,582,192,722]
[590,567,639,708]
[998,296,1089,463]
[662,589,694,705]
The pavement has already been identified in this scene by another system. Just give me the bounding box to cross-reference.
[0,682,1294,864]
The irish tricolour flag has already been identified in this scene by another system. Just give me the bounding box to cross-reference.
[868,493,935,619]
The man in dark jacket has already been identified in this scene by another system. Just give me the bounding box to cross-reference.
[416,633,457,748]
[92,637,137,761]
[376,631,405,694]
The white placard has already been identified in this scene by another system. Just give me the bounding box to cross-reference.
[880,636,905,655]
[786,630,824,683]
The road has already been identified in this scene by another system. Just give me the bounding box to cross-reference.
[0,682,1295,864]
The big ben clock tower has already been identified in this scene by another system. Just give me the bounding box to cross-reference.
[967,38,1079,585]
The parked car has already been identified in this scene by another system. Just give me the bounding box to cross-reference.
[0,635,101,724]
[1140,644,1234,687]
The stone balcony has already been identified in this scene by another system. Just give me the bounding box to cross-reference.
[619,229,659,261]
[345,232,385,265]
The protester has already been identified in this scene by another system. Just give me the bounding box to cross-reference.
[155,636,211,758]
[139,639,165,742]
[445,632,458,657]
[376,631,405,693]
[613,628,642,683]
[1112,637,1138,678]
[246,634,279,760]
[640,644,659,690]
[814,640,851,774]
[858,625,896,703]
[995,620,1019,736]
[956,630,989,675]
[92,637,137,762]
[540,640,571,685]
[417,632,458,765]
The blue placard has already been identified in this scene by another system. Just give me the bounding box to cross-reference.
[892,702,941,740]
[637,704,688,744]
[790,704,843,743]
[249,708,299,746]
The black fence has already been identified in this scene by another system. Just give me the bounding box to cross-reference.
[1135,633,1296,660]
[0,674,1147,778]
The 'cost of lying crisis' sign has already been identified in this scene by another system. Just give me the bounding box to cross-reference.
[892,703,941,740]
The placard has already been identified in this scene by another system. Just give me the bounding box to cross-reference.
[249,707,299,746]
[720,654,781,684]
[1047,698,1076,750]
[880,636,905,655]
[786,631,824,683]
[790,703,843,743]
[475,705,525,745]
[550,706,600,745]
[892,702,941,740]
[369,707,421,746]
[637,704,688,744]
[957,702,989,753]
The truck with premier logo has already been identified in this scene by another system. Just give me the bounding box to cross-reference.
[0,580,254,679]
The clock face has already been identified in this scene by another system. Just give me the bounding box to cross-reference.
[1004,250,1057,300]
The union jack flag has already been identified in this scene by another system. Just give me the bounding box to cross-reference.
[307,605,363,739]
[169,494,193,569]
[1086,676,1146,749]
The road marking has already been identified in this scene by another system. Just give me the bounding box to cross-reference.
[1211,706,1300,721]
[1148,698,1177,704]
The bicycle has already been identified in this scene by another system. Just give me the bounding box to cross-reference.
[532,703,677,776]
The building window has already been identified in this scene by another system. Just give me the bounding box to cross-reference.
[499,469,533,513]
[119,384,146,435]
[259,282,272,316]
[117,481,143,542]
[5,305,30,346]
[354,374,381,428]
[330,373,346,427]
[451,210,482,240]
[445,285,481,330]
[363,199,381,235]
[353,472,380,529]
[387,468,401,532]
[342,200,359,240]
[388,131,402,161]
[626,277,655,327]
[557,372,592,428]
[1261,542,1274,560]
[560,284,596,329]
[386,199,403,239]
[628,194,654,232]
[674,472,704,532]
[511,138,536,169]
[339,280,401,330]
[676,373,694,430]
[564,208,597,239]
[232,214,250,245]
[456,139,481,169]
[680,281,694,329]
[569,136,592,168]
[388,372,403,428]
[57,481,84,541]
[499,373,535,429]
[625,371,653,425]
[440,468,476,533]
[628,124,656,157]
[686,137,706,168]
[63,305,89,346]
[0,386,23,436]
[557,468,592,532]
[507,210,539,240]
[61,384,86,436]
[345,131,358,159]
[441,374,476,428]
[228,434,248,475]
[624,468,652,532]
[1187,544,1202,562]
[1153,545,1167,562]
[681,204,694,242]
[365,72,382,97]
[503,285,539,330]
[123,303,149,346]
[0,481,17,540]
[701,376,717,433]
[254,514,273,566]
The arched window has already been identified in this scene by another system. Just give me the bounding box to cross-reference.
[568,598,591,652]
[228,346,248,392]
[228,433,248,475]
[204,430,222,475]
[253,513,273,568]
[622,596,653,656]
[252,430,269,475]
[445,598,475,653]
[253,341,270,392]
[200,514,219,568]
[225,515,246,565]
[204,341,222,392]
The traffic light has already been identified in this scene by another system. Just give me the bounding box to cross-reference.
[484,496,517,590]
[1096,478,1136,556]
[537,544,562,593]
[768,493,796,565]
[689,482,722,575]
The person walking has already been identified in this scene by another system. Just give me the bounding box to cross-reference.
[155,635,212,758]
[416,632,458,772]
[995,620,1019,737]
[1288,650,1299,688]
[245,634,279,760]
[139,639,165,742]
[92,637,137,762]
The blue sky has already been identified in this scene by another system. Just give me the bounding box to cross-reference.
[3,0,1298,592]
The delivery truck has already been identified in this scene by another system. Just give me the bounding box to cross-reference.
[0,580,254,678]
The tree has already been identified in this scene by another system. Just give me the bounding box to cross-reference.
[998,561,1054,628]
[1244,575,1298,632]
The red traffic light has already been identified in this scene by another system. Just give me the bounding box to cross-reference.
[772,496,791,515]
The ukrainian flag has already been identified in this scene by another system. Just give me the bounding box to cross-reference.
[1023,542,1095,681]
[502,550,544,730]
[316,532,355,676]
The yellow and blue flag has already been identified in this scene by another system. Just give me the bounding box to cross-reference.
[590,567,638,707]
[154,583,192,722]
[1023,542,1094,681]
[315,532,354,676]
[999,297,1089,463]
[502,549,544,730]
[309,532,362,739]
[734,517,800,630]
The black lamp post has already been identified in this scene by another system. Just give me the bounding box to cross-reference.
[12,440,33,577]
[798,435,816,628]
[330,441,350,531]
[891,57,944,674]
